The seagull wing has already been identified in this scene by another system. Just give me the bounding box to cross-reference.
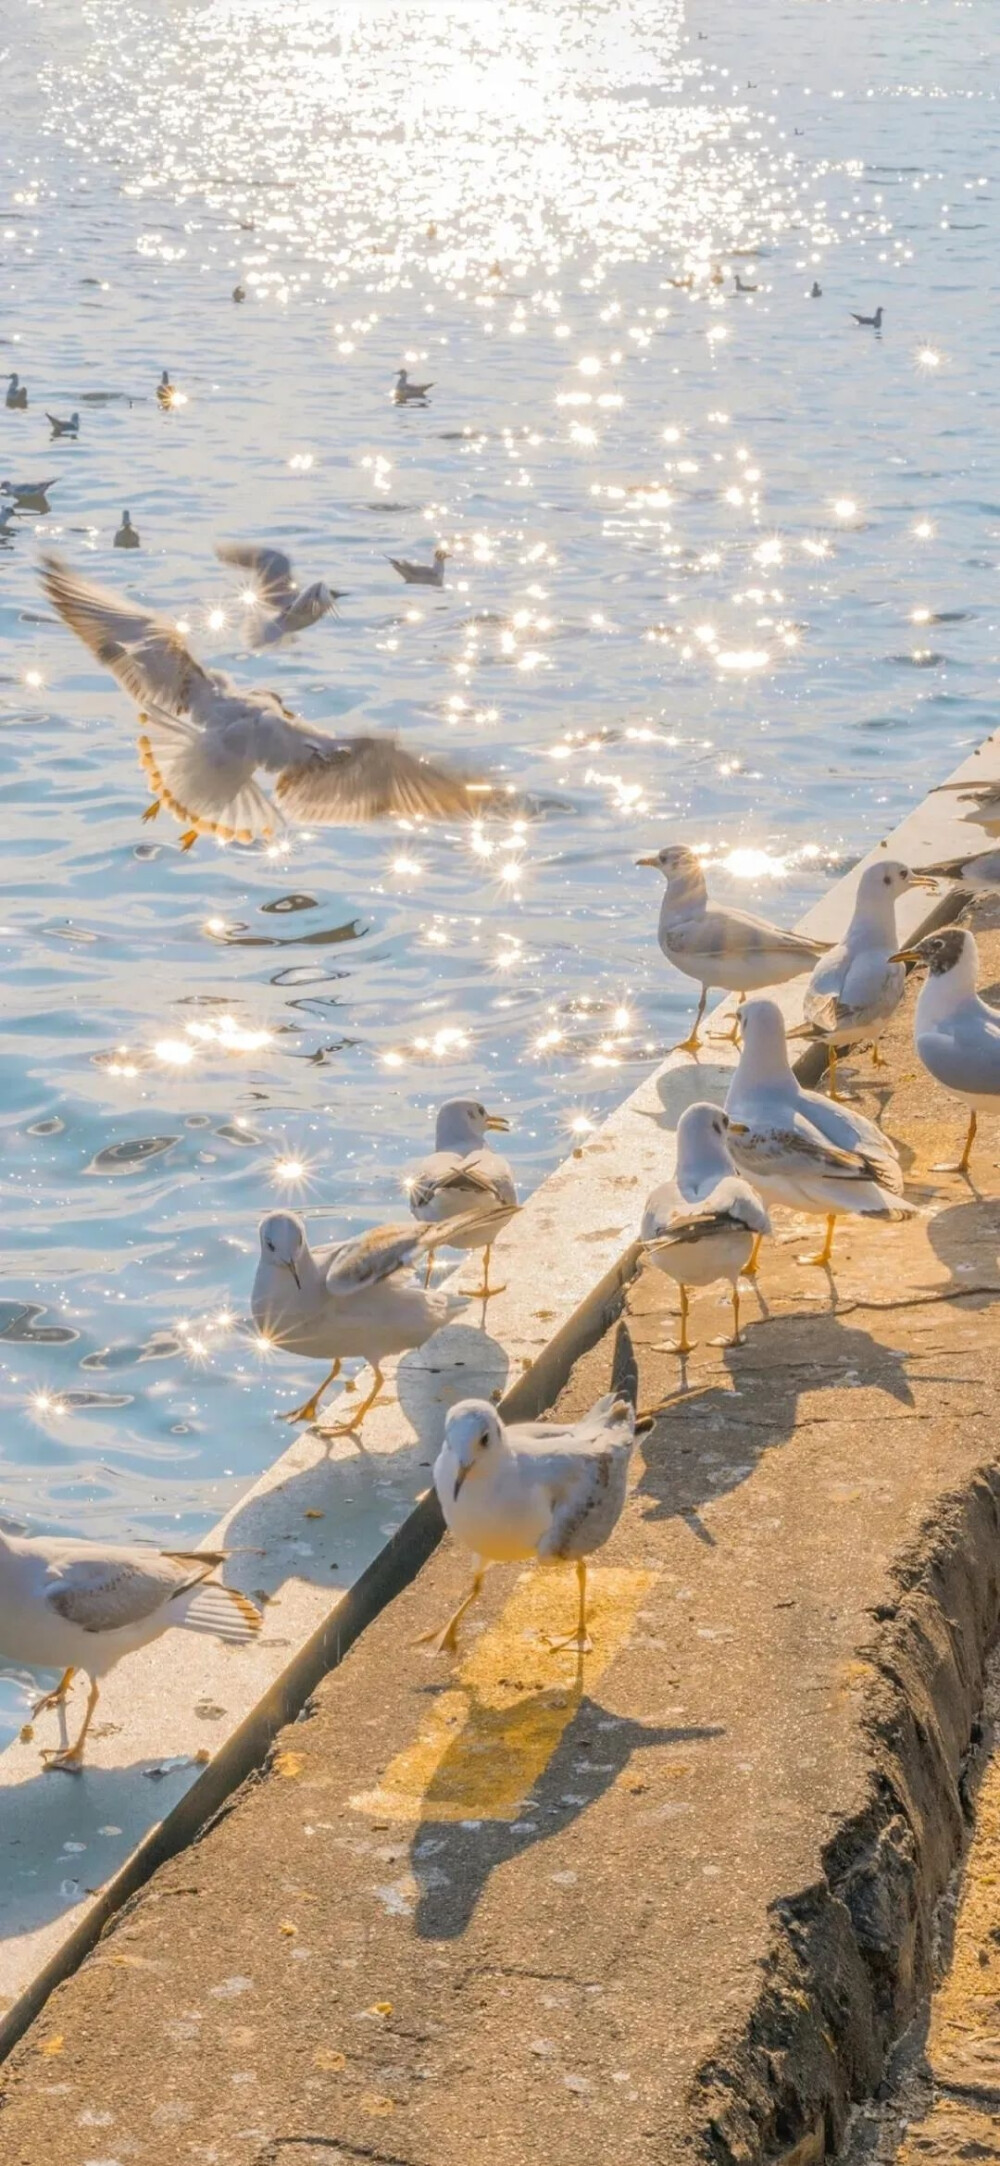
[271,734,483,824]
[668,905,828,967]
[215,542,296,607]
[645,1175,770,1247]
[44,1546,215,1633]
[410,1158,512,1212]
[323,1221,434,1295]
[40,552,212,718]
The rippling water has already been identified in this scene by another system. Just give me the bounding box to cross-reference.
[0,0,997,1727]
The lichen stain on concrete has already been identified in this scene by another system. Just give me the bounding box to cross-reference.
[350,1566,653,1823]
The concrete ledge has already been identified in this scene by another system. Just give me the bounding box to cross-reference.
[1,726,998,2061]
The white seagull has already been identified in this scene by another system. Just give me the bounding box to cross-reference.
[393,369,434,404]
[641,1102,770,1351]
[408,1097,518,1299]
[636,843,829,1053]
[423,1323,638,1656]
[792,859,937,1094]
[251,1209,483,1431]
[388,545,448,587]
[891,926,1000,1175]
[215,541,347,648]
[39,553,486,848]
[0,1532,259,1770]
[725,997,913,1268]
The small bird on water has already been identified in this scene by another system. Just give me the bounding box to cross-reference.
[0,1529,259,1770]
[851,306,884,329]
[810,281,822,298]
[156,368,179,408]
[39,552,489,848]
[1,476,57,511]
[641,1102,770,1352]
[5,373,27,409]
[113,508,140,549]
[389,544,448,587]
[408,1096,518,1298]
[636,843,829,1054]
[423,1321,638,1657]
[734,273,758,293]
[215,540,347,647]
[393,368,434,404]
[232,285,246,303]
[252,1210,475,1432]
[890,926,1000,1176]
[46,410,79,436]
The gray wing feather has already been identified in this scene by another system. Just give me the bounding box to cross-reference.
[215,542,296,606]
[272,737,481,823]
[39,552,211,717]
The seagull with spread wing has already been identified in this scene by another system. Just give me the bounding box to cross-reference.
[215,540,347,648]
[251,1207,494,1432]
[39,552,487,848]
[408,1096,519,1300]
[0,1530,260,1770]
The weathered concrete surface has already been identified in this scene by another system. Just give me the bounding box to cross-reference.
[4,904,1000,2162]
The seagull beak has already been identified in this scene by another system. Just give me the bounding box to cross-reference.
[726,1120,749,1136]
[484,1113,510,1132]
[284,1260,301,1290]
[453,1465,470,1500]
[907,873,939,891]
[635,854,660,868]
[888,950,920,966]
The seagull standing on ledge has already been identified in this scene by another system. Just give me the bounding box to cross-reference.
[641,1103,770,1351]
[408,1097,518,1298]
[891,927,1000,1175]
[792,859,937,1094]
[39,553,487,848]
[725,997,912,1269]
[636,843,829,1054]
[215,541,347,647]
[423,1323,638,1657]
[0,1533,259,1770]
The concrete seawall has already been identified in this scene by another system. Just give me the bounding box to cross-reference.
[2,730,1000,2135]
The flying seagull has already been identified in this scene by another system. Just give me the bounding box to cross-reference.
[215,541,347,647]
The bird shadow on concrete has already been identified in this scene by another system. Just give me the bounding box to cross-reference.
[409,1680,722,1940]
[631,1307,918,1547]
[924,1192,1000,1293]
[0,1752,208,1947]
[220,1324,509,1603]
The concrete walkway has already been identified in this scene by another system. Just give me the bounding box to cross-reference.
[5,906,1000,2164]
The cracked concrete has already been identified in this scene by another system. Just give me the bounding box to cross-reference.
[4,907,1000,2164]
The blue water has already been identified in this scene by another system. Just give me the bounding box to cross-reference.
[0,0,997,1732]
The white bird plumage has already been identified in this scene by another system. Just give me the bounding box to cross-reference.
[388,544,447,587]
[641,1102,770,1352]
[39,552,485,848]
[793,859,937,1094]
[251,1208,486,1432]
[893,926,1000,1174]
[636,843,829,1053]
[424,1324,638,1656]
[0,1531,260,1769]
[215,540,347,648]
[408,1097,518,1300]
[725,997,913,1269]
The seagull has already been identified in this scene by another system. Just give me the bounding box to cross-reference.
[46,410,79,436]
[5,373,27,410]
[156,368,176,407]
[215,541,347,648]
[114,508,140,549]
[890,927,1000,1175]
[641,1102,770,1351]
[724,997,913,1268]
[408,1097,518,1298]
[421,1321,638,1656]
[0,1531,260,1770]
[636,843,829,1054]
[39,553,489,848]
[790,860,938,1094]
[232,285,246,303]
[810,282,822,297]
[851,306,884,329]
[393,369,434,404]
[918,846,1000,892]
[734,273,758,293]
[388,545,448,587]
[251,1210,479,1432]
[2,477,57,511]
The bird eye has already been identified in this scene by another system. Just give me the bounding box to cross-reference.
[478,1432,489,1450]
